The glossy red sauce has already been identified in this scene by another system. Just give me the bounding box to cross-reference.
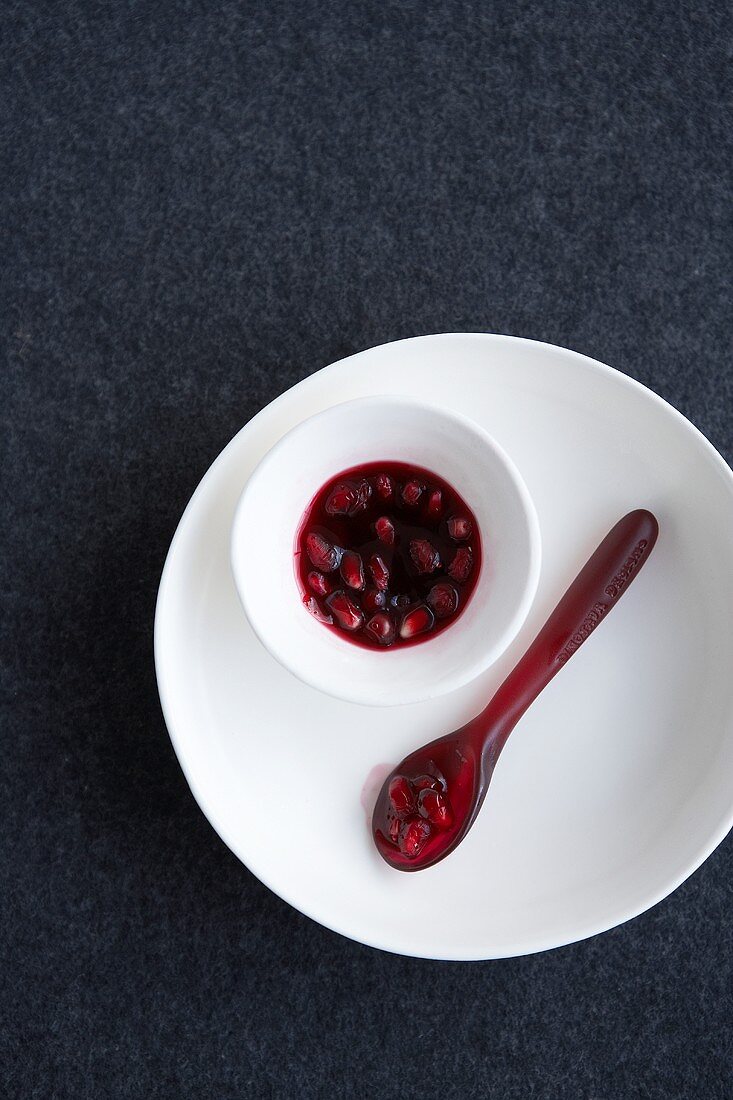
[295,461,482,649]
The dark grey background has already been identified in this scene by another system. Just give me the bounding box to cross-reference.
[3,2,732,1097]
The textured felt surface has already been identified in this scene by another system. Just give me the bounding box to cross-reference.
[2,1,732,1097]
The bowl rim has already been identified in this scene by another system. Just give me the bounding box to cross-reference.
[230,393,542,705]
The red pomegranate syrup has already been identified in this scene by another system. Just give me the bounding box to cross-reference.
[295,461,482,649]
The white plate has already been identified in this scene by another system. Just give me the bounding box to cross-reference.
[155,334,733,960]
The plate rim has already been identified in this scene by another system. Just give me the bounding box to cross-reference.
[154,332,733,959]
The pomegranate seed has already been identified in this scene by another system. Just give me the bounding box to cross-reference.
[340,550,365,590]
[325,590,364,632]
[375,516,395,545]
[305,532,342,572]
[304,596,333,624]
[425,489,443,520]
[417,788,454,829]
[447,515,472,541]
[427,581,459,619]
[374,473,394,501]
[325,481,357,516]
[401,480,423,506]
[448,546,473,583]
[307,571,332,597]
[412,773,444,793]
[409,538,441,574]
[390,593,412,610]
[398,817,431,859]
[363,587,387,614]
[352,478,372,515]
[399,604,435,639]
[365,612,396,647]
[388,813,401,844]
[388,775,415,815]
[369,553,389,591]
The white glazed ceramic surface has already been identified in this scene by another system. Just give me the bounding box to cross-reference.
[231,396,541,706]
[155,334,733,960]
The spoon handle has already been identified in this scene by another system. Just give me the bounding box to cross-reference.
[473,509,659,755]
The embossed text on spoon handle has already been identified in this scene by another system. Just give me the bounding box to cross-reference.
[473,509,659,755]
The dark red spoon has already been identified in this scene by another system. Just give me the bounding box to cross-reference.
[372,509,659,871]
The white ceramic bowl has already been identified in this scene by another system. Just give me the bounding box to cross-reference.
[231,396,541,705]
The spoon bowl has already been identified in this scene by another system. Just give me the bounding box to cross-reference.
[372,509,659,871]
[372,732,482,870]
